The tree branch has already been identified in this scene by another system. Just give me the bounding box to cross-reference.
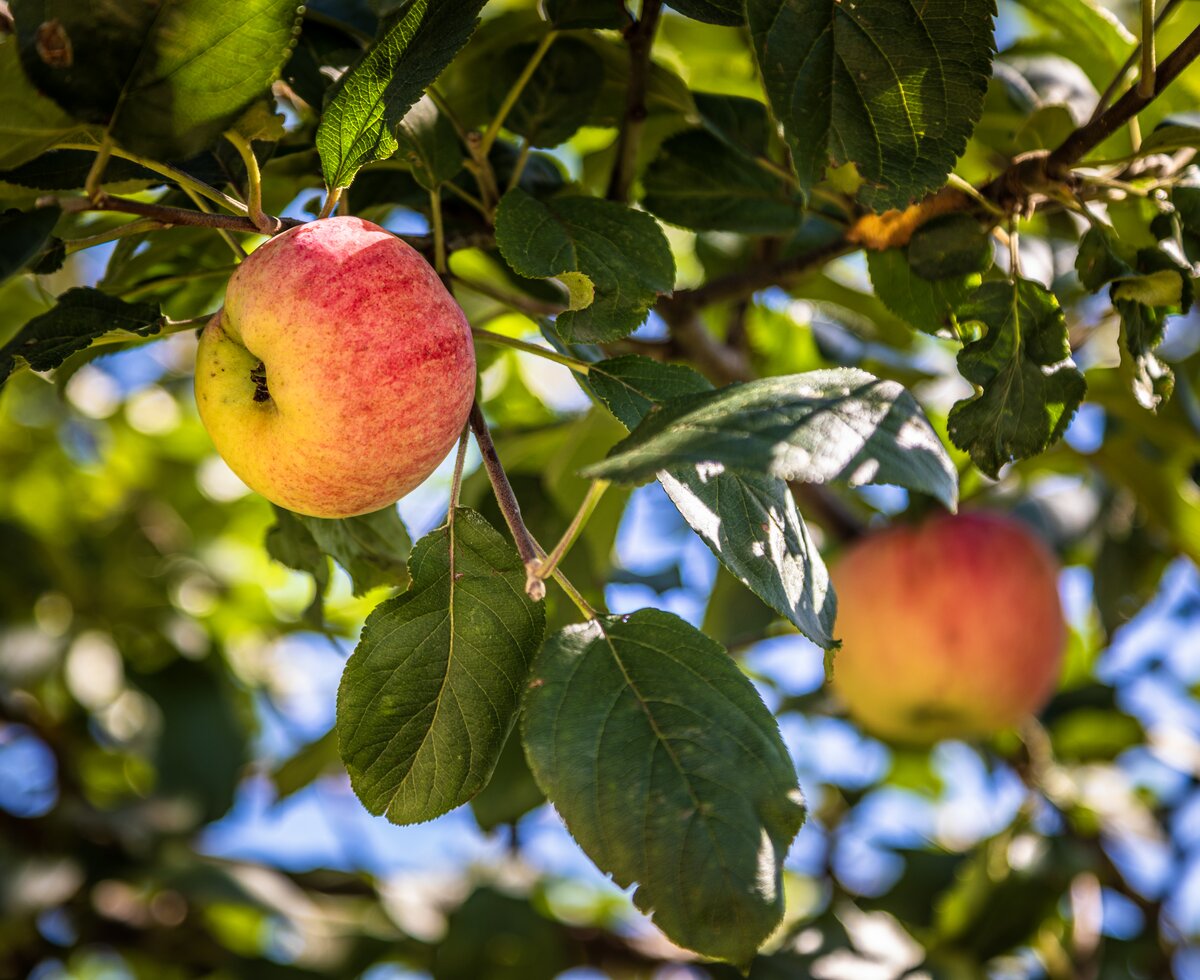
[44,193,300,235]
[606,0,664,203]
[1049,22,1200,173]
[467,400,545,598]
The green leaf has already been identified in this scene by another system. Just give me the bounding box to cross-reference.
[490,37,604,148]
[264,507,329,626]
[494,189,675,343]
[297,506,412,596]
[588,355,836,647]
[1011,0,1134,90]
[693,92,772,158]
[542,0,631,30]
[666,0,744,26]
[395,96,463,191]
[0,207,60,285]
[317,0,486,190]
[906,213,993,281]
[0,33,96,168]
[746,0,996,209]
[337,509,545,825]
[469,728,546,832]
[0,287,163,388]
[583,367,959,511]
[10,0,304,160]
[642,129,805,234]
[522,609,805,964]
[0,150,158,190]
[1075,227,1191,411]
[947,279,1087,478]
[867,249,979,335]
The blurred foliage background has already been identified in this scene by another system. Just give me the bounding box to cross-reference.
[3,0,1200,977]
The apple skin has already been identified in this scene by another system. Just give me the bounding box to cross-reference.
[830,512,1066,744]
[194,216,475,518]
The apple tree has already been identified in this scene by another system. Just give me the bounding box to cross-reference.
[2,0,1200,976]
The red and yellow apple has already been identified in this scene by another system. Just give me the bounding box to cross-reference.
[831,511,1066,743]
[194,216,475,518]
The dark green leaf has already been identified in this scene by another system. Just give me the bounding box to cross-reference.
[317,0,487,190]
[491,37,604,148]
[337,509,545,825]
[746,0,995,209]
[588,355,837,647]
[643,129,805,233]
[265,507,329,626]
[469,728,546,832]
[0,207,60,285]
[395,96,463,191]
[494,188,674,343]
[11,0,305,160]
[0,32,96,167]
[693,92,773,158]
[666,0,744,26]
[1075,224,1135,292]
[0,150,158,190]
[584,367,958,511]
[947,279,1086,478]
[0,287,163,387]
[542,0,631,30]
[867,249,979,335]
[300,506,412,596]
[522,609,805,964]
[906,213,993,281]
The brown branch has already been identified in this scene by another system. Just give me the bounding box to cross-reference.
[660,238,854,315]
[606,0,664,203]
[468,401,544,598]
[43,193,302,235]
[1049,22,1200,174]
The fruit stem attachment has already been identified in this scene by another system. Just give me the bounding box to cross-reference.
[529,480,610,585]
[479,31,558,158]
[470,328,589,374]
[223,130,281,235]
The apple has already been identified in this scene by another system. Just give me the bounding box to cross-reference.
[830,511,1066,744]
[194,216,475,518]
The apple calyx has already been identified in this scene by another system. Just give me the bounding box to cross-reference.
[249,360,270,403]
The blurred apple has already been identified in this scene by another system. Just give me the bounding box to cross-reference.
[831,511,1066,743]
[195,216,475,518]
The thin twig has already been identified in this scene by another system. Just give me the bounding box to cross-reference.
[44,193,300,235]
[430,187,446,273]
[224,130,281,234]
[607,0,663,203]
[458,277,566,318]
[480,31,558,157]
[470,328,590,374]
[63,217,164,254]
[1139,0,1157,98]
[467,401,545,599]
[530,480,610,584]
